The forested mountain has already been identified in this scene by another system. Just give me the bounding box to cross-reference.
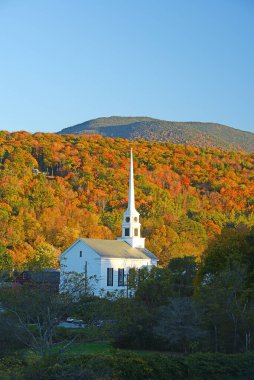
[0,130,254,270]
[58,116,254,153]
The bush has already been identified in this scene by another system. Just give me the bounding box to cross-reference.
[0,316,28,357]
[186,352,254,380]
[2,351,254,380]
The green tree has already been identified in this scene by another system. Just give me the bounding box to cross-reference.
[0,286,72,356]
[0,243,13,276]
[197,270,254,353]
[0,271,96,356]
[135,267,173,308]
[26,243,59,271]
[198,226,254,286]
[168,256,198,296]
[112,297,157,349]
[154,297,205,353]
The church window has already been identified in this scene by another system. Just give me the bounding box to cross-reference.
[134,228,139,237]
[118,269,124,286]
[107,268,113,286]
[80,251,82,258]
[134,217,138,222]
[125,228,130,236]
[125,217,130,222]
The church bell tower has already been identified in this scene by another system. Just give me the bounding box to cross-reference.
[118,149,145,248]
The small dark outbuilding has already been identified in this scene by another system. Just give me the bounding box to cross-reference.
[15,269,60,291]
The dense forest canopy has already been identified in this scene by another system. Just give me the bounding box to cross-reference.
[58,116,254,153]
[0,130,253,269]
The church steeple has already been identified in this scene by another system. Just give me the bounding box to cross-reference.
[128,148,135,212]
[118,149,145,248]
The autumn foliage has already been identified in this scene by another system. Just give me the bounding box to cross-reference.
[0,131,253,269]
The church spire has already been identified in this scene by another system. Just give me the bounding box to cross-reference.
[128,148,135,213]
[118,149,145,248]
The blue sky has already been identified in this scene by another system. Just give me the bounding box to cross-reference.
[0,0,253,133]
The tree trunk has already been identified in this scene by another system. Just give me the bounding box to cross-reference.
[214,324,218,352]
[233,318,238,353]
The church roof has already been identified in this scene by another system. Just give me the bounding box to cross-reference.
[80,238,158,260]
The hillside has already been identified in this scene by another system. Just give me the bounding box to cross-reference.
[58,116,254,153]
[0,131,254,270]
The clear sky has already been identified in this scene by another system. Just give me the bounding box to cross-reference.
[0,0,253,133]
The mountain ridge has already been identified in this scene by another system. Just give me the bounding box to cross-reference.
[58,116,254,152]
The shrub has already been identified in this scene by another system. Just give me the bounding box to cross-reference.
[186,352,254,380]
[2,351,254,380]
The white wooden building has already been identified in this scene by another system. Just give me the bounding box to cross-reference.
[60,149,158,296]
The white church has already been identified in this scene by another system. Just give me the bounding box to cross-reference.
[60,149,158,296]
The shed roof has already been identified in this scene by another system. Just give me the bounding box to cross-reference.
[17,270,60,284]
[80,238,158,260]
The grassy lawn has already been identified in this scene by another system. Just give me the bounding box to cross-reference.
[17,326,181,357]
[54,341,181,357]
[58,341,112,355]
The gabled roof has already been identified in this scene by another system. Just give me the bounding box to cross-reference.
[80,238,158,260]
